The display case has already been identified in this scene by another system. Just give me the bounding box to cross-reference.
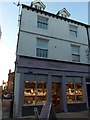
[24,81,47,105]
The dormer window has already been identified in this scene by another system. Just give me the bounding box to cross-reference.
[57,8,70,18]
[35,5,41,10]
[31,0,46,11]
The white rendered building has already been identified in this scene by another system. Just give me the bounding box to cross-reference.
[14,0,90,117]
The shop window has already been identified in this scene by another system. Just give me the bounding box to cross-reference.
[66,77,83,103]
[24,81,47,105]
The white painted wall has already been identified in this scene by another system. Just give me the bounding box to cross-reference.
[17,7,88,64]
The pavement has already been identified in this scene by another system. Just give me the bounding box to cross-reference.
[17,110,89,119]
[2,99,12,119]
[1,99,90,119]
[0,99,2,120]
[57,111,89,118]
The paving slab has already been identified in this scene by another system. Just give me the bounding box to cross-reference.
[1,99,90,119]
[56,111,89,118]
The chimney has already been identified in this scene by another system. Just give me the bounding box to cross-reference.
[9,69,11,73]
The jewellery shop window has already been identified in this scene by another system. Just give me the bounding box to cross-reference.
[66,77,83,103]
[24,81,47,105]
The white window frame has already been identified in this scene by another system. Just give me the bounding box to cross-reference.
[37,16,48,30]
[36,38,48,58]
[35,5,41,10]
[71,45,80,62]
[69,25,78,38]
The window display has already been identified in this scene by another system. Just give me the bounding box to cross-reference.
[24,81,47,105]
[66,82,83,103]
[66,77,83,103]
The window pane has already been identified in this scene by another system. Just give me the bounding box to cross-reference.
[69,25,78,38]
[70,30,77,37]
[69,25,77,30]
[66,77,74,83]
[24,81,36,104]
[74,77,82,83]
[75,83,83,95]
[36,48,48,58]
[72,54,80,62]
[71,45,80,62]
[24,81,47,105]
[75,83,83,102]
[37,16,48,30]
[71,45,80,55]
[36,82,47,104]
[66,83,75,103]
[37,38,48,49]
[36,38,48,58]
[67,95,75,103]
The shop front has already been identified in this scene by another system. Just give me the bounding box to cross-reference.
[14,56,89,117]
[22,75,87,116]
[22,74,63,116]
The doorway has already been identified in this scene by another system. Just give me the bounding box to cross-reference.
[52,82,61,112]
[86,84,90,109]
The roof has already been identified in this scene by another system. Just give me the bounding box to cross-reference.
[22,4,89,28]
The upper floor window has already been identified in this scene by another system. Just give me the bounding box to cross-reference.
[35,5,41,10]
[36,38,48,58]
[69,25,78,38]
[71,45,80,62]
[37,16,48,30]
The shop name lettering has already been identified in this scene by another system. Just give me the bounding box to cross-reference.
[47,63,65,68]
[28,60,66,69]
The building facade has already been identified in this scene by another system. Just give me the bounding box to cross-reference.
[2,80,8,96]
[7,70,14,94]
[14,0,90,117]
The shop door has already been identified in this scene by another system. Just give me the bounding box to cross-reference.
[52,82,61,112]
[87,84,90,109]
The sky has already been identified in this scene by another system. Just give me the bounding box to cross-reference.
[0,1,88,86]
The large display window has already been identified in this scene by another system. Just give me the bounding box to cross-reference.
[66,77,83,103]
[24,81,47,105]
